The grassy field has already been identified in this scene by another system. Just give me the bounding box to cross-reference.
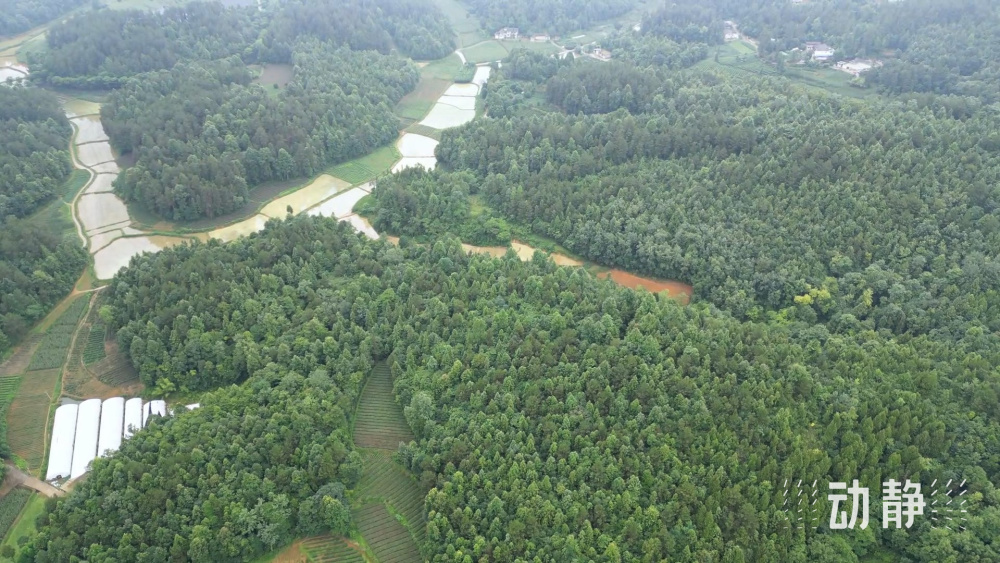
[0,493,45,560]
[500,39,561,55]
[61,170,90,203]
[396,77,452,122]
[463,40,508,64]
[327,145,400,186]
[431,0,486,49]
[403,123,442,141]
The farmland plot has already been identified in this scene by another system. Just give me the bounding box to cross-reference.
[92,235,190,279]
[436,95,476,111]
[391,157,437,174]
[82,324,107,365]
[0,488,32,539]
[259,175,350,218]
[75,142,116,168]
[84,174,116,194]
[355,503,422,563]
[70,116,110,144]
[443,83,479,97]
[419,103,475,129]
[352,363,415,450]
[306,187,371,220]
[90,161,120,175]
[396,134,438,158]
[7,369,60,473]
[77,194,130,235]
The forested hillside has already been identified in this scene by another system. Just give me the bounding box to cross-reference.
[104,47,417,219]
[411,69,1000,339]
[464,0,636,34]
[19,217,1000,561]
[0,86,85,356]
[0,0,84,36]
[33,2,261,88]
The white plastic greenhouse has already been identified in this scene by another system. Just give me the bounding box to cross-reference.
[142,399,166,426]
[97,397,124,457]
[70,399,102,479]
[45,404,79,481]
[123,397,143,439]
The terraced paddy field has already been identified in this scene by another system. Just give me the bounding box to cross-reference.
[353,364,414,450]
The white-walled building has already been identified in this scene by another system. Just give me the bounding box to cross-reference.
[70,399,102,479]
[45,404,79,481]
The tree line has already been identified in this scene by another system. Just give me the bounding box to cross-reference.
[0,86,86,359]
[15,215,1000,561]
[0,0,84,36]
[464,0,637,35]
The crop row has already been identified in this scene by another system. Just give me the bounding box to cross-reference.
[82,324,107,364]
[95,355,139,387]
[27,322,76,372]
[330,162,376,186]
[355,503,421,563]
[53,297,88,328]
[0,488,33,539]
[0,377,21,403]
[300,535,364,563]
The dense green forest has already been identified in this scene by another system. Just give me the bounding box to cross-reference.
[395,67,1000,341]
[35,0,454,89]
[0,86,72,221]
[261,0,455,61]
[0,0,84,36]
[33,3,261,89]
[464,0,637,35]
[104,46,417,219]
[649,0,1000,101]
[0,86,85,357]
[18,217,1000,561]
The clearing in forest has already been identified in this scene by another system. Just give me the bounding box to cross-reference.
[351,363,427,562]
[353,364,415,450]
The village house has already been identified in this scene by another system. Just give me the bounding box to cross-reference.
[494,27,519,40]
[592,47,612,61]
[805,41,835,61]
[531,34,550,42]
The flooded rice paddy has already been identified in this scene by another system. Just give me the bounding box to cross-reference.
[90,162,120,174]
[306,184,373,219]
[92,236,191,280]
[444,83,480,97]
[258,174,350,218]
[84,174,116,194]
[70,116,110,144]
[76,143,116,168]
[63,99,100,118]
[420,103,475,129]
[396,134,438,157]
[78,194,131,234]
[436,95,477,110]
[207,214,271,243]
[391,157,437,173]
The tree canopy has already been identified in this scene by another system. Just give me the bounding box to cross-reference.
[0,86,85,358]
[18,216,1000,561]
